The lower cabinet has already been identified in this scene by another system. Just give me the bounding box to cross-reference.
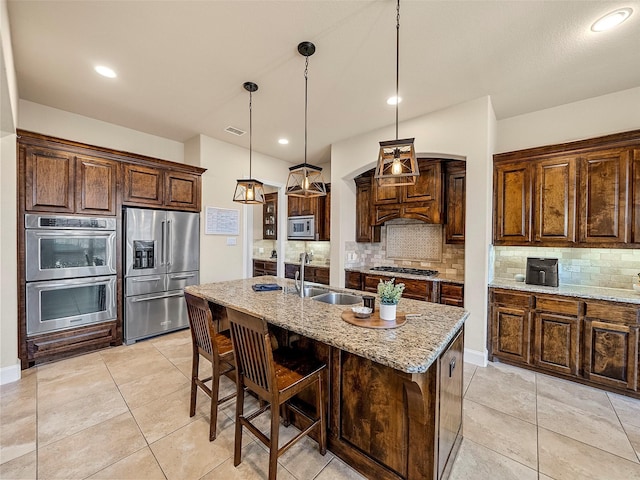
[490,287,640,397]
[284,263,330,285]
[253,259,277,277]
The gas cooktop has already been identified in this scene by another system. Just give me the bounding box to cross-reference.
[370,266,439,277]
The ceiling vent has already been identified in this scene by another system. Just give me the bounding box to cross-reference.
[224,126,246,136]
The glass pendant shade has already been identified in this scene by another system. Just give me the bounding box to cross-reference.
[233,178,265,204]
[374,137,418,187]
[286,163,327,197]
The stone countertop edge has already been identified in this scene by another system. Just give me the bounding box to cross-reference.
[489,278,640,305]
[186,276,468,374]
[345,266,464,285]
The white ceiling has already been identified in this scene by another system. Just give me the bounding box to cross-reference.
[7,1,640,164]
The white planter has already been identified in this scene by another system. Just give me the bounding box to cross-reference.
[379,303,397,321]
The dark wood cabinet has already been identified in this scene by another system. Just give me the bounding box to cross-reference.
[493,161,532,244]
[263,192,278,240]
[490,287,640,397]
[287,184,330,241]
[445,162,465,244]
[122,163,164,206]
[345,271,363,290]
[75,155,118,215]
[578,148,629,244]
[253,259,277,277]
[534,155,576,244]
[439,283,464,307]
[164,170,200,211]
[493,130,640,248]
[284,263,330,285]
[24,146,76,213]
[354,175,381,243]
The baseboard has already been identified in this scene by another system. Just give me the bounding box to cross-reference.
[464,347,488,367]
[0,360,21,385]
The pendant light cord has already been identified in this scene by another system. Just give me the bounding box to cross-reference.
[249,90,253,179]
[304,55,309,165]
[395,0,400,141]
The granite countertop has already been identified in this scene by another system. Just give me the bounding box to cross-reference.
[253,258,331,267]
[186,276,468,374]
[345,266,464,285]
[490,278,640,305]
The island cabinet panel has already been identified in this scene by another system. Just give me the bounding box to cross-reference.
[437,330,464,480]
[578,148,630,244]
[493,161,532,244]
[24,146,76,213]
[75,155,117,215]
[339,352,408,477]
[534,156,576,243]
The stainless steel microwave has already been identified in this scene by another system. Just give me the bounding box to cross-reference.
[287,215,315,240]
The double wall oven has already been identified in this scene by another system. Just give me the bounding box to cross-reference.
[25,214,117,335]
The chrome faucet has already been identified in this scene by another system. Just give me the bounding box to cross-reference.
[295,252,308,297]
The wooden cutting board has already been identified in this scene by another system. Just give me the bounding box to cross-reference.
[341,310,407,329]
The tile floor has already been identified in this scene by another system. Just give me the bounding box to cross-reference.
[1,328,639,480]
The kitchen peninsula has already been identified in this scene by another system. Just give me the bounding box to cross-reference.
[186,277,468,480]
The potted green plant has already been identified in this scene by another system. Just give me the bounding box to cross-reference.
[377,278,405,321]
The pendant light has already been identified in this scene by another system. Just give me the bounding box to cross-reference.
[285,41,327,198]
[374,0,419,188]
[233,81,265,204]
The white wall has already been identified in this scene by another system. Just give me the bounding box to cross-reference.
[497,86,640,153]
[186,134,293,283]
[331,96,496,364]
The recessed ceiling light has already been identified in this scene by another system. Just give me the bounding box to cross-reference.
[386,96,402,105]
[95,65,117,78]
[591,8,632,32]
[278,138,289,145]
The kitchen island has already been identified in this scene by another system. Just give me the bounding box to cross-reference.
[186,277,468,480]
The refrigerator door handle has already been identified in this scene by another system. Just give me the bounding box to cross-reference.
[131,292,183,303]
[160,220,166,266]
[167,220,172,266]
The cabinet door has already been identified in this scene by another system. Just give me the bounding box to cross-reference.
[363,274,386,293]
[403,159,441,203]
[75,155,117,215]
[578,148,630,244]
[122,164,164,206]
[345,271,362,290]
[373,205,402,225]
[300,197,317,216]
[632,149,640,243]
[440,283,464,307]
[313,267,330,285]
[25,146,75,213]
[263,192,278,240]
[165,171,200,211]
[355,176,380,242]
[533,312,580,376]
[287,196,301,217]
[494,162,532,244]
[583,319,638,392]
[373,178,401,205]
[534,156,576,244]
[401,278,430,301]
[438,330,463,480]
[446,168,465,244]
[402,202,442,224]
[491,305,532,364]
[284,263,298,280]
[319,188,331,241]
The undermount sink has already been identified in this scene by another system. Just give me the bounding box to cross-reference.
[312,292,363,305]
[301,286,330,298]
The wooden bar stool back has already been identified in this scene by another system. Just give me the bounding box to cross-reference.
[184,292,235,441]
[227,307,327,480]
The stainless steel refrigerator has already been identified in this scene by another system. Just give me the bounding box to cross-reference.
[124,207,200,344]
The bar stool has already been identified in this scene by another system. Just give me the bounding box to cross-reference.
[184,292,236,441]
[226,307,327,480]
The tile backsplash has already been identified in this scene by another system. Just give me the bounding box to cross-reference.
[492,246,640,290]
[345,220,464,277]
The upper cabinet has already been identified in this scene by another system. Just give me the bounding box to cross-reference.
[493,130,640,248]
[263,192,278,240]
[287,184,330,241]
[23,144,117,216]
[354,173,381,243]
[445,161,466,244]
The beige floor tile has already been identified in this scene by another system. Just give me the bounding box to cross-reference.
[0,414,36,465]
[448,438,537,480]
[245,409,304,454]
[149,328,191,348]
[608,392,640,428]
[151,329,193,365]
[99,340,156,365]
[315,457,368,480]
[37,412,146,479]
[118,364,190,409]
[537,391,637,462]
[103,344,176,386]
[622,422,640,462]
[462,362,477,396]
[36,351,105,383]
[150,416,251,480]
[539,475,557,480]
[37,382,129,446]
[0,370,37,422]
[537,373,612,414]
[87,447,166,479]
[463,399,538,469]
[539,427,640,480]
[0,451,36,480]
[201,441,297,480]
[464,361,537,423]
[278,433,334,480]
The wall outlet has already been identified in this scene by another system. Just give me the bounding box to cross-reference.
[227,237,237,246]
[258,247,264,253]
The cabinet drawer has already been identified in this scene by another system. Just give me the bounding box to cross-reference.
[585,302,638,324]
[491,289,532,308]
[536,296,582,316]
[363,274,386,293]
[402,278,430,301]
[312,267,330,285]
[345,271,362,290]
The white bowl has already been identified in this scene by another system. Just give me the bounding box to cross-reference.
[351,306,373,318]
[633,284,640,293]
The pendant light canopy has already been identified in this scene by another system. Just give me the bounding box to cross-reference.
[286,41,327,198]
[374,0,419,188]
[233,81,265,204]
